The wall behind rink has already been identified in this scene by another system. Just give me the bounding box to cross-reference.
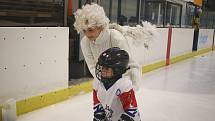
[0,27,69,101]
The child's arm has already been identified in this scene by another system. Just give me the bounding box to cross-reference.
[118,89,140,121]
[93,89,106,121]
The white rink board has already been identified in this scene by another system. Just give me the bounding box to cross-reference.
[171,28,194,57]
[143,28,169,65]
[0,27,69,101]
[198,29,214,49]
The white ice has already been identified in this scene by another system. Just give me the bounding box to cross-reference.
[17,52,215,121]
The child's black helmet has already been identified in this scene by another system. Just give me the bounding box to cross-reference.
[95,47,129,84]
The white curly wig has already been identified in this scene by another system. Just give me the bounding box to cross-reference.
[74,3,110,33]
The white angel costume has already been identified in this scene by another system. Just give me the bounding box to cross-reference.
[74,3,157,89]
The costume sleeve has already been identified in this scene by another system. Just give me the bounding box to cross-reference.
[111,29,142,90]
[118,89,141,121]
[93,89,106,121]
[80,38,97,79]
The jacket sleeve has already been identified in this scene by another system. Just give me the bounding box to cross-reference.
[118,89,141,121]
[80,38,97,79]
[93,89,106,121]
[110,29,142,89]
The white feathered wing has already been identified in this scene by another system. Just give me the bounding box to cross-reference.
[109,21,157,65]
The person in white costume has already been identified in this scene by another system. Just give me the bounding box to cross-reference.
[93,47,141,121]
[74,3,141,89]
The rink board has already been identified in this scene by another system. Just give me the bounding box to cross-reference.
[142,28,168,72]
[0,27,69,103]
[170,28,194,59]
[16,80,93,116]
[142,60,166,73]
[198,29,214,50]
[142,28,168,66]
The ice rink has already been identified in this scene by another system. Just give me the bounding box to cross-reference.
[17,51,215,121]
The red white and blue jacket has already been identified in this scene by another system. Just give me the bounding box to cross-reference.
[93,76,141,121]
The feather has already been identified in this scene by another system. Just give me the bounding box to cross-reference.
[109,21,158,65]
[109,21,157,49]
